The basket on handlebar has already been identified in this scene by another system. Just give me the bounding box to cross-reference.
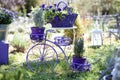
[54,36,71,46]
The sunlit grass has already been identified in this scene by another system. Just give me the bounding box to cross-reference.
[0,43,118,80]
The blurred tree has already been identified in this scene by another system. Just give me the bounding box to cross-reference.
[0,0,45,16]
[112,0,120,14]
[25,0,38,13]
[0,0,26,15]
[74,0,120,16]
[25,0,45,14]
[0,0,120,16]
[0,0,25,10]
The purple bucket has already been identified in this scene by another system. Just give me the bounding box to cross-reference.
[0,41,9,64]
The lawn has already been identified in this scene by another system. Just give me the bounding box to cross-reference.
[0,41,119,80]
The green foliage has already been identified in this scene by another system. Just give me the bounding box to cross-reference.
[31,7,44,27]
[0,66,24,80]
[74,14,85,39]
[11,33,28,52]
[74,38,84,57]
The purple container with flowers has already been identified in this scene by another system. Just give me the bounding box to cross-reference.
[41,1,78,28]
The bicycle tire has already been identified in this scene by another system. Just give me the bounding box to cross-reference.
[26,43,58,73]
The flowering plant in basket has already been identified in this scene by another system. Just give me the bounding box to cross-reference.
[41,1,78,27]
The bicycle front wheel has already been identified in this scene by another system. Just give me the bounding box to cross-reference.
[26,43,58,73]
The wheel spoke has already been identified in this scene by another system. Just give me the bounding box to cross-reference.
[26,43,58,73]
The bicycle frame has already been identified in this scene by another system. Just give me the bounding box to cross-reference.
[42,29,68,62]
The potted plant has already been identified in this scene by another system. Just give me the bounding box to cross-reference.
[30,7,45,41]
[0,7,16,64]
[71,38,90,71]
[73,38,85,63]
[0,7,16,41]
[41,1,78,28]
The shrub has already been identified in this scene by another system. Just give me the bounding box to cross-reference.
[74,38,84,57]
[74,14,85,39]
[64,13,85,43]
[31,7,44,27]
[11,33,28,52]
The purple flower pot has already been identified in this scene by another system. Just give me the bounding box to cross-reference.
[31,27,45,34]
[30,27,45,41]
[72,56,86,64]
[71,56,90,71]
[0,41,9,64]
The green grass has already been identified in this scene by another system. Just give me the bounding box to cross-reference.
[0,43,119,80]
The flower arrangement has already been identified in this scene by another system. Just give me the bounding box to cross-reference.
[41,1,78,27]
[0,7,17,24]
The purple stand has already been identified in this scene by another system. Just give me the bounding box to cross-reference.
[0,41,9,64]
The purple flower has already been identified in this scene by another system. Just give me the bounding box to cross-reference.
[49,6,52,9]
[54,4,57,7]
[52,9,56,13]
[41,4,45,10]
[57,8,61,12]
[54,16,59,21]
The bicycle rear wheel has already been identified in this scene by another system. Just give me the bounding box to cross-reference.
[26,43,58,73]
